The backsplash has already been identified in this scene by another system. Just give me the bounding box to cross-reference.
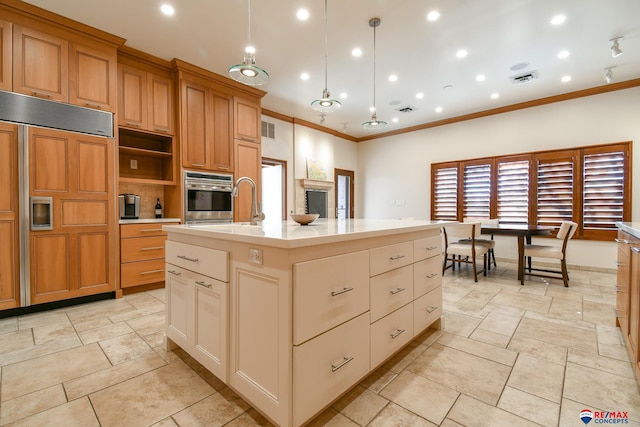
[119,182,164,219]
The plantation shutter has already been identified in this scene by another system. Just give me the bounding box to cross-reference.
[432,165,458,221]
[463,163,491,219]
[536,154,575,227]
[583,149,626,231]
[497,159,529,225]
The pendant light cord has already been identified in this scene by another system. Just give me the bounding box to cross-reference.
[247,0,252,49]
[372,20,377,113]
[323,0,328,91]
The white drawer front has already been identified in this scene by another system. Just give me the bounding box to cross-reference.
[413,235,441,262]
[293,312,370,426]
[370,265,414,322]
[369,241,413,277]
[166,240,228,282]
[413,257,441,298]
[370,303,414,368]
[414,287,443,335]
[294,251,369,345]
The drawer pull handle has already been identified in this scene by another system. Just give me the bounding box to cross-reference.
[615,285,622,293]
[426,306,438,314]
[84,103,102,109]
[140,228,163,233]
[154,127,169,132]
[426,273,438,279]
[125,121,141,127]
[195,280,212,289]
[140,269,164,275]
[390,329,405,339]
[616,261,624,266]
[177,255,199,262]
[426,246,438,251]
[191,163,205,167]
[390,287,405,295]
[168,270,181,276]
[141,246,164,251]
[31,91,52,99]
[331,287,354,296]
[331,356,354,372]
[615,238,629,244]
[389,254,405,261]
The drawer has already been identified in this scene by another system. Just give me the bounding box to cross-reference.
[413,257,441,298]
[293,312,370,426]
[166,241,228,282]
[293,251,369,345]
[370,241,413,277]
[121,258,165,288]
[414,287,443,335]
[121,235,167,263]
[414,235,441,262]
[370,302,414,368]
[370,265,413,322]
[120,223,169,238]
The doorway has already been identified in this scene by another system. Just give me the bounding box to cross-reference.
[334,169,354,219]
[261,158,287,221]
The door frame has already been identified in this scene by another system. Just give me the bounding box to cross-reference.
[334,168,354,219]
[262,157,287,220]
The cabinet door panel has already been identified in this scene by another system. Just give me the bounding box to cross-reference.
[32,234,70,296]
[166,267,189,348]
[181,81,209,169]
[0,124,19,309]
[77,139,109,193]
[70,42,116,112]
[118,64,147,129]
[193,279,228,381]
[0,19,11,92]
[211,93,233,172]
[233,140,261,222]
[0,221,18,308]
[234,97,260,142]
[13,25,68,102]
[78,232,109,288]
[148,73,173,134]
[31,132,68,192]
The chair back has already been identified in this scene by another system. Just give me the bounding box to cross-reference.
[443,222,479,243]
[462,218,487,237]
[556,221,578,241]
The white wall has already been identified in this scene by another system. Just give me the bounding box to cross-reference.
[261,117,295,216]
[356,87,640,270]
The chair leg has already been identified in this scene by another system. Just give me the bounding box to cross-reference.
[472,255,478,282]
[561,259,569,287]
[491,249,497,268]
[442,252,447,275]
[483,254,487,276]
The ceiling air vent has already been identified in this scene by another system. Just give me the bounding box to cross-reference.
[395,105,416,113]
[261,120,275,139]
[510,70,539,84]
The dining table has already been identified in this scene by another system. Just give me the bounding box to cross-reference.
[481,223,554,285]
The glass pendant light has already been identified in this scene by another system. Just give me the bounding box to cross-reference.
[362,18,386,129]
[229,0,269,86]
[311,0,341,113]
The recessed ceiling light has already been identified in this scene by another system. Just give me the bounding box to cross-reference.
[456,49,468,59]
[388,74,398,82]
[435,106,443,113]
[300,72,310,81]
[392,117,399,123]
[352,48,362,57]
[490,93,499,99]
[339,92,347,99]
[557,50,570,59]
[476,74,486,82]
[160,4,174,16]
[416,92,424,99]
[296,9,309,20]
[551,14,566,25]
[561,75,572,82]
[427,11,440,22]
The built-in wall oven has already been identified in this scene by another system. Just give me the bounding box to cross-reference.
[183,171,233,223]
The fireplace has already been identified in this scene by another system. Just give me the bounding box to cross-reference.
[296,179,334,218]
[305,190,328,218]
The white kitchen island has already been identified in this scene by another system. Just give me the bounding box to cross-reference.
[163,219,444,427]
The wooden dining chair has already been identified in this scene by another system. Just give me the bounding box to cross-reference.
[523,221,577,287]
[442,222,489,282]
[458,218,499,270]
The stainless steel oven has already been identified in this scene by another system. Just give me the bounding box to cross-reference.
[183,171,233,223]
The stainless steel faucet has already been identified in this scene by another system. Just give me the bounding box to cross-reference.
[232,177,265,225]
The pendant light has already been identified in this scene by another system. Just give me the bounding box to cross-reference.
[362,18,386,129]
[311,0,341,112]
[228,0,269,85]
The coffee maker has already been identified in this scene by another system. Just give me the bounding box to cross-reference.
[119,194,140,219]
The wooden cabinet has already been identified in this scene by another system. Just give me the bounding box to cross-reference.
[69,41,117,112]
[120,222,174,289]
[13,24,68,102]
[166,241,229,381]
[617,229,640,381]
[180,78,233,172]
[233,139,261,222]
[0,19,11,91]
[29,128,115,305]
[629,245,640,380]
[118,63,173,134]
[617,233,632,338]
[234,96,261,143]
[0,123,19,310]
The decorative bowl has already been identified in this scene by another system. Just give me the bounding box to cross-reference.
[290,213,319,225]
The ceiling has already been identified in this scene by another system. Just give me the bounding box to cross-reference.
[23,0,640,139]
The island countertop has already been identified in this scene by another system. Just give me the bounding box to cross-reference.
[617,222,640,240]
[163,218,444,248]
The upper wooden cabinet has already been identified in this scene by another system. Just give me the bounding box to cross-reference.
[0,19,11,92]
[69,41,117,112]
[118,63,174,135]
[13,24,69,102]
[234,97,261,143]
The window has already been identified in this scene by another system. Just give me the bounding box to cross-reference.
[430,142,631,240]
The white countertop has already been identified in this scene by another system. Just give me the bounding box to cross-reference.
[120,218,181,225]
[617,222,640,240]
[163,219,444,248]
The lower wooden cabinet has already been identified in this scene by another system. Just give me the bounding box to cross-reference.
[120,222,171,289]
[616,228,640,382]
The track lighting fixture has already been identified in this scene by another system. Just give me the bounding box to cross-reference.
[311,0,341,113]
[610,37,623,58]
[604,67,614,84]
[229,0,269,85]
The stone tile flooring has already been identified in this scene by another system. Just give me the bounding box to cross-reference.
[0,261,639,426]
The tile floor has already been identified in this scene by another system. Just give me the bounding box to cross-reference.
[0,261,639,426]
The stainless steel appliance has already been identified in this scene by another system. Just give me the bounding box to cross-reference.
[184,171,233,223]
[119,194,141,219]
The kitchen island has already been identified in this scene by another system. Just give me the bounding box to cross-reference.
[163,219,444,427]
